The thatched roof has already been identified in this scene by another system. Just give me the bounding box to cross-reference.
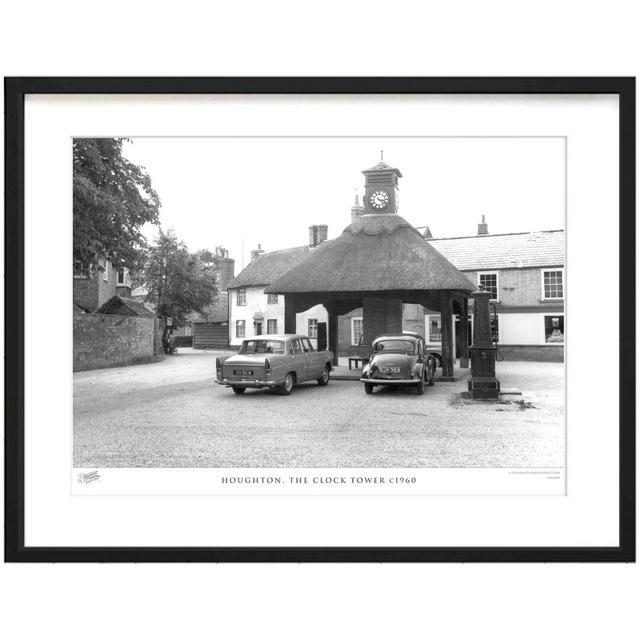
[266,214,475,294]
[97,296,155,317]
[428,229,565,271]
[228,245,311,289]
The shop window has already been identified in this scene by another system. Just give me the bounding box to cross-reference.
[544,315,564,343]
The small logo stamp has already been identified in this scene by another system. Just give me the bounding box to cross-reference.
[77,470,101,484]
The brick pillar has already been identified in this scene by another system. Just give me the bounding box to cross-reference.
[362,296,403,347]
[459,297,469,368]
[440,291,454,377]
[284,294,296,334]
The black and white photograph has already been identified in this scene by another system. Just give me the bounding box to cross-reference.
[72,135,566,482]
[7,79,632,563]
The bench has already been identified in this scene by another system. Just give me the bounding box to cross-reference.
[348,356,367,370]
[347,335,371,370]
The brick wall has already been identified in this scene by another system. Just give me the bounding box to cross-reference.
[73,314,158,371]
[498,345,564,362]
[463,267,563,307]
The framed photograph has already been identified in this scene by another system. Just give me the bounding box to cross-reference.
[4,77,635,562]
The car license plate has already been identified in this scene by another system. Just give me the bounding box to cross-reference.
[234,369,253,376]
[379,367,401,373]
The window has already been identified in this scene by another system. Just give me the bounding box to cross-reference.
[308,318,318,338]
[73,261,89,279]
[428,316,442,342]
[542,269,564,300]
[351,317,364,346]
[102,260,110,282]
[267,319,278,334]
[544,315,564,343]
[239,339,285,355]
[478,272,498,301]
[267,293,278,304]
[237,289,247,306]
[117,267,128,286]
[184,325,192,336]
[301,338,315,352]
[236,320,245,338]
[291,339,303,354]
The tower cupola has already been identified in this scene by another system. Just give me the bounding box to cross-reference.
[362,153,403,214]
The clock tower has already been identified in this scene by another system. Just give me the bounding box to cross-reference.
[362,155,402,214]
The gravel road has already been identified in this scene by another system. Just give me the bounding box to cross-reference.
[74,350,564,468]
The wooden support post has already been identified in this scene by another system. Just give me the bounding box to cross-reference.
[440,291,454,377]
[459,297,469,368]
[327,307,339,366]
[284,294,296,334]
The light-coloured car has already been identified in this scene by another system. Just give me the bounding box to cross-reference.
[360,333,436,395]
[216,334,333,395]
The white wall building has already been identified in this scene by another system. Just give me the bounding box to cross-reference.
[227,229,329,348]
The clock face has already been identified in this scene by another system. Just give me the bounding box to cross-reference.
[369,189,390,210]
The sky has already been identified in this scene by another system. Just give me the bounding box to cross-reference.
[122,137,566,271]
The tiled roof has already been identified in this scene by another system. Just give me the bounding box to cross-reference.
[428,230,565,271]
[228,245,312,288]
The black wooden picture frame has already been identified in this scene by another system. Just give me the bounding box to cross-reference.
[4,77,635,562]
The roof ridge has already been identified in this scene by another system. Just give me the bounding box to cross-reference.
[428,229,565,241]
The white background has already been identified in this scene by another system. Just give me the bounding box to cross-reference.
[25,94,610,547]
[1,1,638,639]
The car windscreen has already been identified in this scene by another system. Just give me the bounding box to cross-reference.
[239,340,286,355]
[373,340,416,354]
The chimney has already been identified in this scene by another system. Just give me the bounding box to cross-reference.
[422,226,433,239]
[217,250,235,292]
[308,224,328,247]
[351,193,365,222]
[477,215,489,235]
[250,243,265,262]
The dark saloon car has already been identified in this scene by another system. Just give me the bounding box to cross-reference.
[360,333,436,395]
[216,334,333,395]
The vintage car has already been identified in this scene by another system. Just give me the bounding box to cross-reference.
[215,334,333,395]
[360,332,436,395]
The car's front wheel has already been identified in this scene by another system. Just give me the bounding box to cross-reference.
[279,373,294,395]
[317,365,330,386]
[364,383,374,394]
[232,387,246,395]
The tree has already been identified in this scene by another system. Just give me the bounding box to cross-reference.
[143,229,222,332]
[73,138,160,272]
